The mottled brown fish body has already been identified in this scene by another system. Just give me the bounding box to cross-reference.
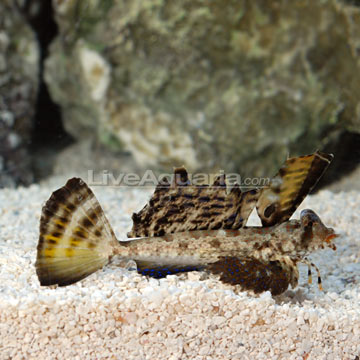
[112,225,306,296]
[114,213,335,265]
[111,209,336,296]
[114,225,303,264]
[35,151,337,295]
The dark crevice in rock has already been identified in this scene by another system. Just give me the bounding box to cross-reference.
[315,131,360,191]
[21,0,73,181]
[342,0,360,6]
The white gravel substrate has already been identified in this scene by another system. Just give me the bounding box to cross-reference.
[0,178,359,360]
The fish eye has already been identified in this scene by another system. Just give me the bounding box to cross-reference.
[300,209,321,228]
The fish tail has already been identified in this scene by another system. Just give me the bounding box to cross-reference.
[35,178,118,286]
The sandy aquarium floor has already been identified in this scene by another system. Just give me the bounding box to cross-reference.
[0,176,359,360]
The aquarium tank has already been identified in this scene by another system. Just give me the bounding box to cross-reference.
[0,1,360,359]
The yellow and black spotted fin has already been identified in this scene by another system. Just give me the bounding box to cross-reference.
[256,151,333,227]
[35,178,118,286]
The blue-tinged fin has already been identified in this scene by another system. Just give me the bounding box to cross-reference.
[136,261,205,279]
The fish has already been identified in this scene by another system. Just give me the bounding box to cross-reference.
[35,151,337,296]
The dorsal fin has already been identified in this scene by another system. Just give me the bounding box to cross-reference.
[256,151,333,227]
[127,168,259,238]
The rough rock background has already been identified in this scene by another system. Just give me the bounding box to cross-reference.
[0,0,39,187]
[44,0,360,177]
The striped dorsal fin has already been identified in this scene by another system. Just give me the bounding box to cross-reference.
[128,167,259,237]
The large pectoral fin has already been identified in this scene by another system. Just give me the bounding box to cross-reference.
[206,257,294,296]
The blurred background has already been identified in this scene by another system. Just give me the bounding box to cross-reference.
[1,0,360,190]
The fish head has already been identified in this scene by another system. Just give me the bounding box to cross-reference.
[300,209,337,252]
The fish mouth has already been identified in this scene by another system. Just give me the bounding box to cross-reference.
[325,233,338,251]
